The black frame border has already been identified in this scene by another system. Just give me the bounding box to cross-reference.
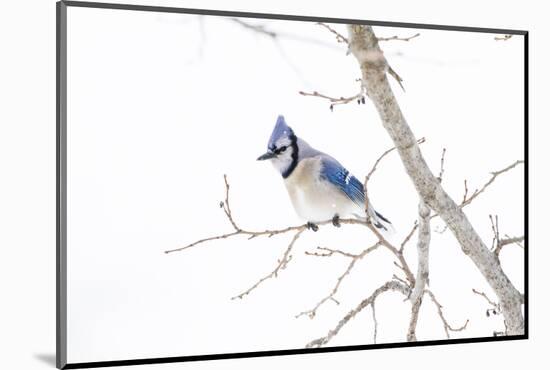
[56,1,529,369]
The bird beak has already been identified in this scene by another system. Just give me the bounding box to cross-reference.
[257,151,276,161]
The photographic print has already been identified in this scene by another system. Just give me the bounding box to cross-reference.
[57,1,527,368]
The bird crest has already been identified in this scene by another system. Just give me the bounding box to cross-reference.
[268,115,294,150]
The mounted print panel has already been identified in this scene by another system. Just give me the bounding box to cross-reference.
[57,1,527,368]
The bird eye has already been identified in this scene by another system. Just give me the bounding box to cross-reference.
[278,146,287,153]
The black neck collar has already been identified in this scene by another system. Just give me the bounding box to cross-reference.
[282,134,298,179]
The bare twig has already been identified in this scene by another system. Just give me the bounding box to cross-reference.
[495,34,513,41]
[392,274,408,285]
[460,161,524,208]
[165,176,311,254]
[230,18,277,38]
[495,236,525,256]
[296,242,381,319]
[367,223,416,286]
[298,89,365,110]
[377,33,420,42]
[462,180,469,203]
[317,22,348,44]
[221,174,239,231]
[424,160,522,222]
[305,246,358,258]
[399,221,419,254]
[490,214,500,250]
[472,288,499,308]
[472,288,502,317]
[489,214,524,257]
[426,290,469,338]
[231,229,305,300]
[365,138,426,183]
[438,148,447,183]
[305,281,410,348]
[488,213,524,257]
[387,65,406,91]
[166,216,305,255]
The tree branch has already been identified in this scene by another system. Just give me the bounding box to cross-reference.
[426,290,469,338]
[365,137,426,183]
[407,200,431,341]
[305,281,410,348]
[166,175,413,301]
[230,18,277,38]
[231,229,305,300]
[296,242,381,319]
[460,161,524,208]
[316,22,348,44]
[495,35,513,41]
[495,236,525,257]
[346,24,524,335]
[298,89,365,110]
[472,287,502,318]
[377,33,421,42]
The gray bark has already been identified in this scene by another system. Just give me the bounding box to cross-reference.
[407,200,431,341]
[347,25,524,335]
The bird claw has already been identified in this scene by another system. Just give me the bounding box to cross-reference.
[332,215,341,228]
[307,222,319,232]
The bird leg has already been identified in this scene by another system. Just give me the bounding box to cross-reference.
[307,222,319,232]
[332,214,341,228]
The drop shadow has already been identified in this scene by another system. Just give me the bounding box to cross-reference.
[34,353,56,367]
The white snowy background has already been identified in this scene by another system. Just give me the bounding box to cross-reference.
[65,6,524,363]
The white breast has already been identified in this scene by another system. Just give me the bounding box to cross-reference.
[284,157,359,223]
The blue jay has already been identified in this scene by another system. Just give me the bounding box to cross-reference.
[257,115,393,232]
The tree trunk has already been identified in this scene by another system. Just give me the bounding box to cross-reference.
[346,24,524,335]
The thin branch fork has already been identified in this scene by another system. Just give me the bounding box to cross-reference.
[472,288,502,317]
[316,23,420,44]
[314,24,409,94]
[231,229,305,300]
[438,148,447,183]
[489,213,524,257]
[426,290,469,338]
[377,33,421,42]
[305,285,468,347]
[494,236,525,257]
[230,18,277,38]
[490,214,500,250]
[316,22,348,44]
[305,246,359,258]
[424,160,523,225]
[306,280,410,348]
[365,137,426,183]
[460,160,524,208]
[297,242,382,319]
[298,89,366,110]
[472,288,499,307]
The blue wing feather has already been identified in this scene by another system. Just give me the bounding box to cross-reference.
[319,157,365,208]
